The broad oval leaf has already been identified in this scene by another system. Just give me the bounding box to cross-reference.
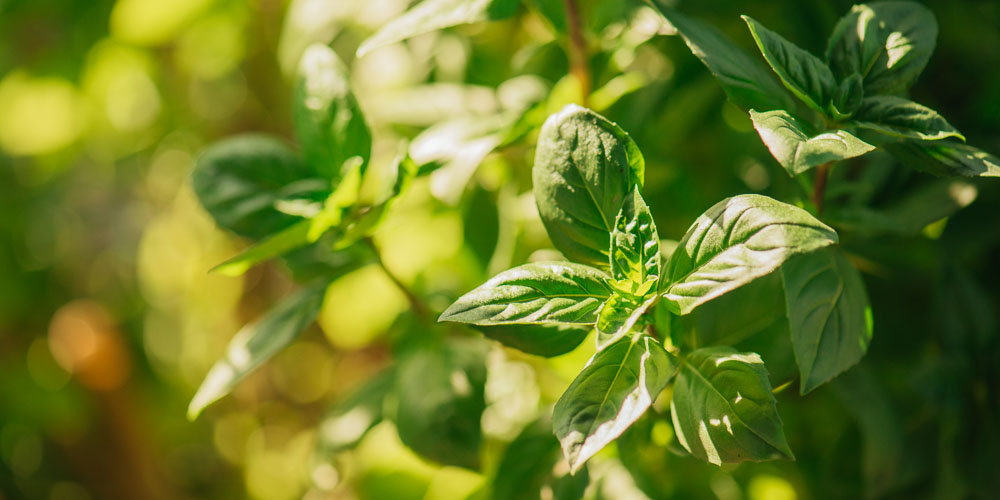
[743,15,837,114]
[490,416,590,500]
[191,134,328,240]
[439,262,612,326]
[294,44,371,181]
[647,2,795,112]
[610,186,661,285]
[475,323,590,357]
[782,248,873,394]
[357,0,520,56]
[662,194,838,314]
[533,104,645,267]
[395,339,487,469]
[187,282,327,419]
[853,96,964,141]
[826,1,937,95]
[670,347,793,465]
[750,109,875,176]
[553,335,675,473]
[882,140,1000,178]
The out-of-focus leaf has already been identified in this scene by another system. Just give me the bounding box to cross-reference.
[882,140,1000,177]
[827,178,979,236]
[439,262,611,326]
[316,368,394,455]
[395,339,487,469]
[662,194,838,314]
[475,323,590,357]
[188,282,327,419]
[647,2,795,112]
[553,335,674,473]
[357,0,520,56]
[293,44,371,181]
[533,104,644,268]
[490,416,589,500]
[826,1,937,95]
[750,109,875,176]
[743,15,837,114]
[854,96,964,141]
[782,248,873,394]
[191,134,328,240]
[670,347,793,465]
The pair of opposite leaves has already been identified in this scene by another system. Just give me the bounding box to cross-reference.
[440,104,871,472]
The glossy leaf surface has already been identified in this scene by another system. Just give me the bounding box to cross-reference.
[854,96,964,141]
[750,109,875,175]
[743,15,837,113]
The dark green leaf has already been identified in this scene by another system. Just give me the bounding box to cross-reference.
[662,194,838,315]
[670,347,793,465]
[316,368,394,455]
[439,262,611,326]
[647,3,795,112]
[357,0,520,56]
[854,96,964,141]
[490,416,589,500]
[187,282,327,419]
[475,323,590,357]
[883,139,1000,177]
[293,44,371,181]
[553,335,675,473]
[826,1,937,95]
[610,186,660,286]
[395,339,487,469]
[750,109,875,176]
[191,134,328,240]
[782,248,873,394]
[533,105,644,267]
[743,15,837,114]
[826,178,978,236]
[831,72,864,118]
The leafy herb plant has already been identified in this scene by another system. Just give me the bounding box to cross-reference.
[440,104,872,471]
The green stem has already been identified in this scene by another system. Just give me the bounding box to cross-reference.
[363,237,431,323]
[812,162,831,216]
[562,0,591,105]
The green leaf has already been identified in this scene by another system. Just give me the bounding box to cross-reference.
[662,194,838,315]
[475,323,590,357]
[647,3,795,112]
[439,262,612,326]
[334,152,419,249]
[670,347,793,465]
[882,140,1000,177]
[395,339,487,469]
[830,72,864,118]
[782,248,873,394]
[610,186,661,286]
[490,416,589,500]
[826,1,937,95]
[533,104,645,267]
[853,96,964,141]
[750,109,875,176]
[826,178,978,236]
[316,368,394,455]
[743,15,837,114]
[553,335,675,473]
[596,294,657,351]
[187,283,327,419]
[293,44,371,181]
[191,134,328,240]
[356,0,520,57]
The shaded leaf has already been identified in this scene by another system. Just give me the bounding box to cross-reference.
[670,347,793,465]
[831,72,864,118]
[750,109,875,176]
[782,248,873,394]
[826,178,978,236]
[553,335,675,473]
[662,194,838,314]
[743,15,837,114]
[533,104,644,267]
[854,96,964,141]
[439,262,611,326]
[490,416,589,500]
[475,323,590,357]
[316,368,394,455]
[357,0,520,56]
[882,140,1000,177]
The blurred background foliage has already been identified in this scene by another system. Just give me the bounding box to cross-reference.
[1,0,998,499]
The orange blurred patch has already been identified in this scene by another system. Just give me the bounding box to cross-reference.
[48,300,132,391]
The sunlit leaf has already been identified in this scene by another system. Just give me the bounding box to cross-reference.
[316,368,394,455]
[853,96,964,141]
[750,109,875,176]
[596,293,657,351]
[610,186,661,286]
[357,0,520,56]
[882,139,1000,177]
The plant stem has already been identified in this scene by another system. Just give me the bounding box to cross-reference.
[562,0,591,105]
[812,162,831,216]
[363,237,431,323]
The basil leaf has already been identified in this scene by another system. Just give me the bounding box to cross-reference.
[670,347,793,465]
[395,339,487,469]
[533,105,645,268]
[826,178,978,236]
[191,134,328,240]
[490,416,589,500]
[293,44,371,182]
[826,1,937,95]
[882,139,1000,178]
[553,335,675,473]
[782,248,873,394]
[316,368,393,455]
[475,323,590,358]
[610,186,661,286]
[662,194,838,315]
[750,109,875,176]
[357,0,520,57]
[743,15,837,114]
[853,96,964,141]
[647,2,795,112]
[187,282,327,419]
[596,294,657,351]
[831,72,864,118]
[439,262,611,326]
